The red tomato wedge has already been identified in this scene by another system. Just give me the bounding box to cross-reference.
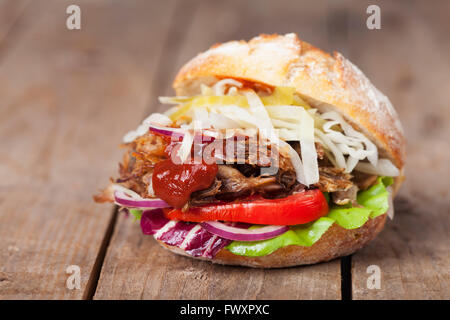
[163,189,329,226]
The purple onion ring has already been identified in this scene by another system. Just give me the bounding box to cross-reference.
[114,191,170,208]
[201,221,289,241]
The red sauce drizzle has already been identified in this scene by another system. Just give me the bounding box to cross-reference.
[152,139,218,209]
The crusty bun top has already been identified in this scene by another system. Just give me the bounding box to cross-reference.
[173,33,406,171]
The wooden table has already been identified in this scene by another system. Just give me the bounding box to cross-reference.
[0,0,449,300]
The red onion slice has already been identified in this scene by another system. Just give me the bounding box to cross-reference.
[149,125,184,139]
[149,125,217,143]
[114,190,170,208]
[201,221,289,241]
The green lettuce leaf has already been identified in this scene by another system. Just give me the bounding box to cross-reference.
[357,176,393,219]
[226,217,334,257]
[226,176,393,257]
[327,206,372,230]
[129,209,143,221]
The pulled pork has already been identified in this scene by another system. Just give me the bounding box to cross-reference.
[331,185,358,206]
[317,167,354,193]
[96,131,369,207]
[114,133,166,197]
[352,171,378,190]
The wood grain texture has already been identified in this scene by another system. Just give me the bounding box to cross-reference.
[0,0,176,299]
[94,0,342,300]
[343,1,450,299]
[94,214,340,300]
[1,0,449,300]
[0,0,29,49]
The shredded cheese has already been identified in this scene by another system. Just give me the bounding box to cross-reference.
[124,79,400,184]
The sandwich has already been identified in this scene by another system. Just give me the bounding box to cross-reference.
[95,34,405,268]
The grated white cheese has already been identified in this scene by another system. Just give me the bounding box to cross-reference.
[298,109,319,184]
[123,113,172,143]
[128,78,401,188]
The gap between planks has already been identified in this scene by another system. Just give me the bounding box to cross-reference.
[82,206,119,300]
[340,255,352,300]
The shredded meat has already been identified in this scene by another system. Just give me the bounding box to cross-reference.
[352,171,378,190]
[234,163,259,177]
[216,165,278,199]
[212,135,278,167]
[189,164,298,205]
[315,142,325,160]
[317,167,354,193]
[93,182,115,203]
[116,154,151,196]
[277,170,296,189]
[288,141,325,160]
[133,133,167,162]
[112,132,166,197]
[331,185,358,205]
[189,178,222,206]
[95,131,363,208]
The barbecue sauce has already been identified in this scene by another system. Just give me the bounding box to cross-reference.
[152,137,218,209]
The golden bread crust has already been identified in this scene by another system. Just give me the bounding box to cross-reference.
[157,214,387,268]
[163,34,403,267]
[173,33,405,172]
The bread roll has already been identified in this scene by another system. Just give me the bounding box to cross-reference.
[157,34,405,267]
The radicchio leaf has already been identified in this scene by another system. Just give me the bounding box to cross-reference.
[140,209,230,258]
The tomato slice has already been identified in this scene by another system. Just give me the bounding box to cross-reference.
[163,189,329,225]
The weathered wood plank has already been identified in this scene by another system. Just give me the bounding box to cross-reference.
[0,0,30,47]
[344,1,450,299]
[0,0,176,299]
[95,214,340,299]
[94,0,342,300]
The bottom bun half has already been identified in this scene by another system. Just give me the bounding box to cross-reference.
[157,214,387,268]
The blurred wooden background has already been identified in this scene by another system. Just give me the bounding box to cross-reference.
[0,0,449,300]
